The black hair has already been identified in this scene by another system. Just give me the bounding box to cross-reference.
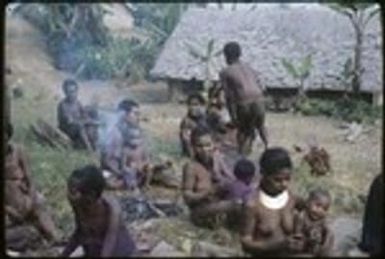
[234,158,256,181]
[118,99,139,114]
[62,78,78,92]
[223,41,241,62]
[259,147,292,176]
[7,122,13,138]
[187,93,205,105]
[308,188,331,202]
[190,125,212,146]
[69,165,106,198]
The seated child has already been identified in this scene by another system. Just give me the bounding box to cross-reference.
[121,127,151,190]
[179,94,208,157]
[61,165,137,257]
[221,158,257,232]
[291,188,334,256]
[122,127,178,190]
[222,158,257,203]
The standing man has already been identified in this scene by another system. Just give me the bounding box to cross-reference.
[220,42,268,155]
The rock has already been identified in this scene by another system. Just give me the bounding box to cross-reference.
[191,241,240,257]
[6,250,21,257]
[345,122,363,143]
[330,216,362,256]
[180,239,193,254]
[70,247,84,257]
[150,241,186,257]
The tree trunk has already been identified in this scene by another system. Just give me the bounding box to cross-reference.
[352,22,363,95]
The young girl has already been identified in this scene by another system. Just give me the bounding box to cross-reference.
[240,147,302,256]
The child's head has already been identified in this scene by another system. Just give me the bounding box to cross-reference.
[67,165,106,205]
[187,93,205,118]
[124,127,143,149]
[62,79,78,102]
[223,41,241,64]
[191,126,214,163]
[259,147,293,196]
[306,188,331,221]
[234,158,256,185]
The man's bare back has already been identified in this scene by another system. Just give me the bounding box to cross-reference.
[221,62,263,105]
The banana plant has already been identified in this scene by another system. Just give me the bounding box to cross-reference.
[281,54,313,99]
[185,39,222,97]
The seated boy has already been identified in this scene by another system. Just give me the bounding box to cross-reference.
[61,165,137,257]
[290,188,334,256]
[179,93,208,157]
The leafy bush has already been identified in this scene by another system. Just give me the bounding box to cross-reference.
[296,97,382,124]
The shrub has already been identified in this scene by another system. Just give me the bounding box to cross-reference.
[296,97,382,124]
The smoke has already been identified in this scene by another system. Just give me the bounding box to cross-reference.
[97,105,125,150]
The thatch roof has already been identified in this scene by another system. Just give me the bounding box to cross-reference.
[150,4,382,93]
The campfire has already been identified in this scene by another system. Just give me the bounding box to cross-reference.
[120,196,184,223]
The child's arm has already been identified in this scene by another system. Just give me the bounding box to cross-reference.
[289,211,306,252]
[315,225,334,256]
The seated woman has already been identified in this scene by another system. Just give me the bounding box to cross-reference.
[61,165,137,257]
[5,122,59,251]
[182,126,235,228]
[240,147,303,256]
[179,94,209,158]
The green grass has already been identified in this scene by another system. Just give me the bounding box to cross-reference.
[292,161,365,216]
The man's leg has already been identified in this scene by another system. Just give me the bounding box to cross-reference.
[254,101,268,150]
[257,124,268,150]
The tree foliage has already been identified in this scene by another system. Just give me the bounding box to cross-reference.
[326,2,380,94]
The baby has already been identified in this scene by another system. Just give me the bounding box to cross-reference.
[291,188,334,256]
[223,158,257,203]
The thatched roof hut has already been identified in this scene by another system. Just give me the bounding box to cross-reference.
[150,4,382,95]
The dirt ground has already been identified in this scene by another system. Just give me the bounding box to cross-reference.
[6,14,382,257]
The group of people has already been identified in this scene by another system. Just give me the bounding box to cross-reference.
[5,41,382,257]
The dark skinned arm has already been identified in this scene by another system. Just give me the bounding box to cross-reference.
[315,226,334,256]
[5,205,23,223]
[182,164,211,204]
[102,135,123,177]
[17,146,38,203]
[220,72,237,124]
[180,119,194,157]
[101,196,121,257]
[61,227,81,256]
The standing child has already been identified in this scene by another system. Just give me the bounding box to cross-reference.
[61,165,137,257]
[290,189,334,256]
